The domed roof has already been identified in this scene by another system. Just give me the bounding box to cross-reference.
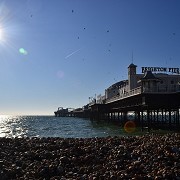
[107,80,128,90]
[128,63,137,68]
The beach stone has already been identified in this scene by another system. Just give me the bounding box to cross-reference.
[100,146,109,154]
[60,156,69,164]
[0,134,179,179]
[57,165,64,174]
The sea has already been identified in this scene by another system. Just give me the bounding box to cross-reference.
[0,115,128,138]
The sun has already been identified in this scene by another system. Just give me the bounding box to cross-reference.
[0,28,4,41]
[0,24,6,43]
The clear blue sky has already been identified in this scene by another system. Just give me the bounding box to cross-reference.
[0,0,179,115]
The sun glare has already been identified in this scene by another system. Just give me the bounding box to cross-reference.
[0,28,4,42]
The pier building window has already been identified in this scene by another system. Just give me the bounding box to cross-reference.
[171,80,174,84]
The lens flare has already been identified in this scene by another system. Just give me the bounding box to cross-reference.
[19,48,28,55]
[57,70,64,79]
[124,120,136,133]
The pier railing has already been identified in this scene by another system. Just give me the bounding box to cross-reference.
[106,87,142,104]
[89,85,180,106]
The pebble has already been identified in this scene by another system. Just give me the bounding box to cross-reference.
[0,133,179,179]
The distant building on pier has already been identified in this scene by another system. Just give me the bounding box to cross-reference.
[102,63,180,102]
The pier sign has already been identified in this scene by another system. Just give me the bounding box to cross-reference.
[142,67,180,74]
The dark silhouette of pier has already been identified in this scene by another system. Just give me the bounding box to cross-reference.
[89,91,180,131]
[54,90,180,131]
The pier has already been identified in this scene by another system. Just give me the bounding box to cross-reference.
[54,106,90,118]
[89,89,180,131]
[54,63,180,131]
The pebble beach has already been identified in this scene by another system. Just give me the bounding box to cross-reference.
[0,133,180,180]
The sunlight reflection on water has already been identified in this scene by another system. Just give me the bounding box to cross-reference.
[0,115,126,138]
[0,115,28,138]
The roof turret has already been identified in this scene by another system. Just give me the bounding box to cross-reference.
[141,71,160,81]
[128,63,137,68]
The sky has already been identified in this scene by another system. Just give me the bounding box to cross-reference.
[0,0,180,115]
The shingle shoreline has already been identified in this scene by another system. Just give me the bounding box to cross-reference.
[0,133,180,179]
